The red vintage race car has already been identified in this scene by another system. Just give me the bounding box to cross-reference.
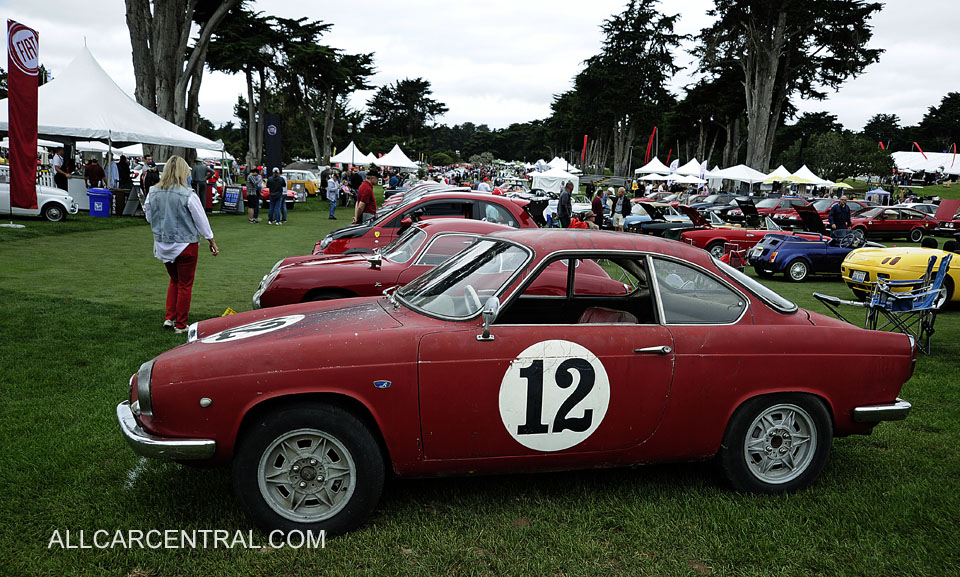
[314,191,538,255]
[117,230,914,536]
[255,219,627,308]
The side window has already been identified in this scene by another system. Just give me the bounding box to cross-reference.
[652,258,746,324]
[883,209,898,219]
[418,200,473,219]
[901,210,920,220]
[481,202,518,227]
[779,200,792,209]
[414,234,477,266]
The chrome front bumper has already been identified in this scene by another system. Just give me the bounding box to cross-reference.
[116,401,216,460]
[852,398,912,423]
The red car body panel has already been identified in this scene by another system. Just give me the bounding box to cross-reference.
[850,207,936,239]
[127,230,913,480]
[315,193,537,255]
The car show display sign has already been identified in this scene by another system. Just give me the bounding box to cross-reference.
[220,185,243,214]
[7,20,40,210]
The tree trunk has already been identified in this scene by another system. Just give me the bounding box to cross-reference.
[612,119,636,176]
[321,91,335,165]
[245,68,257,169]
[741,12,787,172]
[304,89,322,168]
[256,68,266,160]
[705,128,719,167]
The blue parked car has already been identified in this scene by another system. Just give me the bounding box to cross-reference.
[746,206,880,281]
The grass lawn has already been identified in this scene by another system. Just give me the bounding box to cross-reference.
[1,190,958,576]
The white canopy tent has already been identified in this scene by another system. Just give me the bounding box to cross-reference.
[0,47,221,150]
[675,158,701,176]
[763,165,794,183]
[673,174,706,184]
[891,151,960,176]
[329,141,368,165]
[359,152,378,165]
[547,156,581,174]
[374,144,418,170]
[526,167,579,194]
[792,165,833,186]
[711,164,768,184]
[634,157,670,174]
[639,173,668,181]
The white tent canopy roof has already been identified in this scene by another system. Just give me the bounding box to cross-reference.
[329,141,367,164]
[373,144,418,169]
[673,174,706,184]
[792,165,833,186]
[712,164,768,184]
[675,158,701,176]
[891,151,960,176]
[635,157,670,174]
[547,156,581,173]
[526,167,579,194]
[639,173,668,181]
[0,47,221,150]
[763,165,794,183]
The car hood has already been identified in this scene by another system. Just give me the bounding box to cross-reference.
[188,298,401,347]
[327,222,374,241]
[844,247,949,271]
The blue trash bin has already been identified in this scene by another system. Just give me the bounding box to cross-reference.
[87,189,113,217]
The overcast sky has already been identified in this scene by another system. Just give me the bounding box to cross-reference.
[3,0,959,136]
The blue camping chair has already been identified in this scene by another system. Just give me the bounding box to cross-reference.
[814,253,951,354]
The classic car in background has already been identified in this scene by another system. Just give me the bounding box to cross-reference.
[841,243,959,302]
[930,199,960,236]
[118,229,913,536]
[314,192,538,255]
[746,206,883,282]
[850,206,937,242]
[0,181,79,221]
[284,170,322,197]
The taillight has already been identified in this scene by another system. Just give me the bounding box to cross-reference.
[908,335,917,378]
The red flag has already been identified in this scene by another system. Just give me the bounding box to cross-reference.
[581,135,588,163]
[913,142,927,160]
[644,127,657,164]
[7,20,40,210]
[666,148,672,165]
[878,141,885,150]
[952,143,957,168]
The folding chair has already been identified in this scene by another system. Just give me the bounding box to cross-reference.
[814,254,951,354]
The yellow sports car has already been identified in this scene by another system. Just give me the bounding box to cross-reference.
[841,245,957,301]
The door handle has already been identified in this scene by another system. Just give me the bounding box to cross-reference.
[634,346,672,355]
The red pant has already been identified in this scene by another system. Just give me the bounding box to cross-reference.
[163,243,199,329]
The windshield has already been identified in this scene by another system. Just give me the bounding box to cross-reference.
[812,200,833,211]
[382,227,427,264]
[756,199,779,208]
[713,257,797,314]
[858,207,883,218]
[702,195,720,203]
[398,239,531,319]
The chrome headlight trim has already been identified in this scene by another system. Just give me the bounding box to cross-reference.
[136,359,156,416]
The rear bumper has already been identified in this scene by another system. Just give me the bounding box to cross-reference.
[852,398,912,423]
[117,401,216,460]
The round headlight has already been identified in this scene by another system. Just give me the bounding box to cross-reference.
[320,236,332,250]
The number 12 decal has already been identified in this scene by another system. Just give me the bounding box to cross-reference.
[499,340,610,452]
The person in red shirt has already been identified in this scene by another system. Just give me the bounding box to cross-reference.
[353,168,379,224]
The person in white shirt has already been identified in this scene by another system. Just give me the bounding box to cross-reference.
[52,146,70,191]
[144,155,219,333]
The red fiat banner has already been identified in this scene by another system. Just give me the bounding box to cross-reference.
[581,135,588,163]
[7,20,40,209]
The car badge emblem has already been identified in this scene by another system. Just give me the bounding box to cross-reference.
[375,231,381,238]
[374,380,391,389]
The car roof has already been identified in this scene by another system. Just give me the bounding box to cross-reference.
[486,228,713,266]
[413,218,515,235]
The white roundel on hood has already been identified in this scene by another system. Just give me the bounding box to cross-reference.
[200,315,305,344]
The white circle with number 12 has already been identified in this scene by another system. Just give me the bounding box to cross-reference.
[499,340,610,452]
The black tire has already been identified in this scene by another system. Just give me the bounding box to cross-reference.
[719,394,832,494]
[42,203,67,222]
[786,258,809,282]
[232,403,385,536]
[706,241,727,259]
[909,227,924,243]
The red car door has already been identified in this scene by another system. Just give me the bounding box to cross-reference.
[417,256,675,460]
[417,324,675,460]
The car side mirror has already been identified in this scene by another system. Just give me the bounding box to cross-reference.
[477,297,500,341]
[399,216,413,230]
[366,253,382,269]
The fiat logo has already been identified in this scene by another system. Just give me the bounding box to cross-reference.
[266,124,278,136]
[8,23,39,76]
